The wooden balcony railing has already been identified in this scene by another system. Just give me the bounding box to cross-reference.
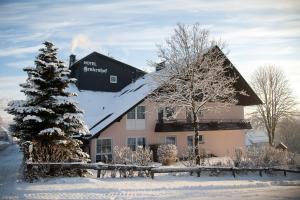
[155,119,252,132]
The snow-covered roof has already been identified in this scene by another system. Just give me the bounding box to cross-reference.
[71,73,157,139]
[68,85,116,128]
[245,130,269,146]
[70,46,261,140]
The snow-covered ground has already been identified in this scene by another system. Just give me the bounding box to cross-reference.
[1,145,300,200]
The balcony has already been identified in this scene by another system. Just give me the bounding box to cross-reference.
[154,119,252,132]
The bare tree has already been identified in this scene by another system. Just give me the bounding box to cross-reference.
[250,65,297,146]
[149,23,241,164]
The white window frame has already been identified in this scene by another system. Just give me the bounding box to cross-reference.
[127,108,136,119]
[187,135,194,147]
[136,106,145,119]
[127,136,147,151]
[127,106,145,120]
[165,136,177,145]
[110,75,117,83]
[96,137,113,162]
[187,135,204,147]
[126,105,146,130]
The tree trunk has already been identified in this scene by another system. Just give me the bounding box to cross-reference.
[193,111,200,165]
[270,130,275,146]
[267,129,275,146]
[267,130,272,146]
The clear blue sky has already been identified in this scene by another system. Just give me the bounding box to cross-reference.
[0,0,300,120]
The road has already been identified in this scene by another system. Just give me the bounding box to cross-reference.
[0,144,22,198]
[0,144,300,200]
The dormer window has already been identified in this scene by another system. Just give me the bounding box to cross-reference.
[110,75,117,83]
[158,107,176,122]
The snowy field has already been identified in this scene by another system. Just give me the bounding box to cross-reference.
[1,145,300,200]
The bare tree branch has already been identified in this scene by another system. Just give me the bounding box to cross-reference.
[148,23,241,164]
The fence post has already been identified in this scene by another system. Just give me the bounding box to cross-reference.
[26,163,33,182]
[197,169,201,177]
[97,170,101,178]
[284,170,287,176]
[151,171,155,179]
[232,168,236,178]
[259,170,262,177]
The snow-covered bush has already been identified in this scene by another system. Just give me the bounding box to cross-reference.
[287,152,300,166]
[233,148,244,167]
[248,146,288,167]
[113,146,134,165]
[134,146,153,166]
[233,146,290,168]
[111,146,153,178]
[157,144,178,165]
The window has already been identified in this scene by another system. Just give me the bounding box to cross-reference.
[127,108,136,119]
[137,106,145,119]
[96,138,112,162]
[187,135,203,147]
[158,107,176,121]
[127,137,146,151]
[187,135,193,147]
[110,75,117,83]
[166,136,176,145]
[165,107,175,119]
[198,135,203,143]
[127,106,145,120]
[127,138,136,151]
[137,137,146,147]
[126,105,146,130]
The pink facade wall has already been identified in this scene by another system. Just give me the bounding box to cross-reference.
[90,102,246,162]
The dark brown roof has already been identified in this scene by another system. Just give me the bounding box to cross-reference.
[213,46,262,106]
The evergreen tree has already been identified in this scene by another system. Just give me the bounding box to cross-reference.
[6,41,89,179]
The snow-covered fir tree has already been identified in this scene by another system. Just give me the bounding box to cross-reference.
[6,41,89,178]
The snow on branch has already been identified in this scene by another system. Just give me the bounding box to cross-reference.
[21,88,45,95]
[51,96,77,106]
[23,115,42,123]
[11,105,54,114]
[38,128,64,136]
[149,24,244,117]
[148,23,246,165]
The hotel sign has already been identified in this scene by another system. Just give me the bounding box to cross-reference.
[83,61,108,74]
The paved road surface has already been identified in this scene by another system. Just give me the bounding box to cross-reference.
[0,145,300,200]
[0,144,22,198]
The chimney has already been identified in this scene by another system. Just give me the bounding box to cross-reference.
[69,54,76,68]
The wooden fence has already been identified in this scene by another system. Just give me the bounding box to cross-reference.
[150,166,300,179]
[26,162,300,179]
